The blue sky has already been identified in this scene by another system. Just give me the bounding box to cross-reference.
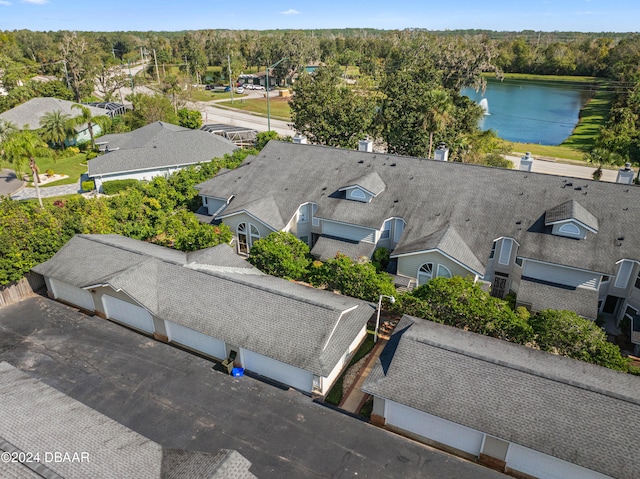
[1,0,638,32]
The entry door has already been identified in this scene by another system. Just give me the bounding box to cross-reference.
[491,274,508,298]
[602,295,622,315]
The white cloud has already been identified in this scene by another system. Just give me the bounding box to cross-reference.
[279,9,300,15]
[21,0,49,4]
[0,0,11,5]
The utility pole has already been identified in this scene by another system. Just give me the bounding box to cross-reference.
[184,55,190,77]
[153,49,160,82]
[61,60,71,90]
[228,54,234,104]
[140,46,144,63]
[266,57,287,132]
[127,61,135,94]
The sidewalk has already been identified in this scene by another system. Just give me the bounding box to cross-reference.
[11,181,82,201]
[339,338,387,414]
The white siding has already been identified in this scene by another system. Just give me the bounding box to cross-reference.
[385,400,484,456]
[165,321,226,359]
[49,279,94,311]
[242,349,313,393]
[506,443,611,479]
[522,260,599,289]
[322,220,375,243]
[205,197,228,216]
[614,260,634,289]
[396,252,474,281]
[321,326,367,395]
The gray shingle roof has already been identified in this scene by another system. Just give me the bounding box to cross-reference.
[0,362,254,479]
[339,171,386,196]
[517,277,599,319]
[545,199,599,231]
[196,141,640,275]
[0,97,105,131]
[362,316,640,479]
[33,235,373,376]
[88,121,237,177]
[310,235,377,261]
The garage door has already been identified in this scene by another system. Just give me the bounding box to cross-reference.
[165,321,226,360]
[386,400,484,456]
[506,443,609,479]
[242,349,313,393]
[50,278,94,311]
[102,295,154,334]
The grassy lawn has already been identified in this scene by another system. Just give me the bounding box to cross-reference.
[325,333,376,406]
[189,89,248,102]
[498,73,601,84]
[217,96,291,120]
[32,153,87,187]
[510,143,585,161]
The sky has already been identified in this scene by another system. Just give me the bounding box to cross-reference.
[0,0,638,33]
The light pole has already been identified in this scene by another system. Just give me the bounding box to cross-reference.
[266,57,287,132]
[374,294,395,343]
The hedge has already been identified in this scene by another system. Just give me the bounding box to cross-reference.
[81,180,95,191]
[102,179,140,195]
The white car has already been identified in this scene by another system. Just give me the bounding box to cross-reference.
[253,84,265,90]
[236,87,245,94]
[244,84,254,90]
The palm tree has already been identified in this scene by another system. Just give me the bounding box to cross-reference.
[0,119,17,143]
[69,104,109,150]
[1,130,52,207]
[421,89,454,159]
[584,147,625,181]
[39,110,74,149]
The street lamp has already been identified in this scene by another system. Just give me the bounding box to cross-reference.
[266,57,287,132]
[374,294,395,343]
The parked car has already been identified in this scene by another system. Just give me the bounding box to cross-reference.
[204,84,214,90]
[237,87,245,94]
[244,84,254,90]
[253,84,265,90]
[224,86,231,92]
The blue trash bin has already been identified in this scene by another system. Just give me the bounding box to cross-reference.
[232,367,244,377]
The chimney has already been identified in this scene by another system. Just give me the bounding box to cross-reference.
[292,134,308,144]
[434,143,449,162]
[519,152,533,172]
[616,162,635,184]
[358,138,373,152]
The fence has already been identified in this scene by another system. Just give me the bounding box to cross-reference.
[0,273,46,308]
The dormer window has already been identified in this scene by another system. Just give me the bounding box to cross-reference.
[338,171,385,203]
[545,200,598,239]
[350,188,367,201]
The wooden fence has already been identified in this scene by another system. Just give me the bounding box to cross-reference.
[0,273,46,308]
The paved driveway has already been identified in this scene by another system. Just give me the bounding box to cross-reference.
[0,168,23,197]
[0,296,505,479]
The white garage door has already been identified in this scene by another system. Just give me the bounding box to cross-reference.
[506,443,610,479]
[165,321,226,360]
[50,278,94,311]
[242,349,313,393]
[102,295,154,334]
[386,400,484,456]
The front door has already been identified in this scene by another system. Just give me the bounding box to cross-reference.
[491,273,508,298]
[602,295,622,315]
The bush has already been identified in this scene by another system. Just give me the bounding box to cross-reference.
[248,232,311,280]
[102,179,140,195]
[45,169,55,177]
[85,150,99,160]
[81,180,95,192]
[372,247,390,272]
[57,146,81,159]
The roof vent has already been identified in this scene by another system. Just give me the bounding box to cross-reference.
[616,163,635,184]
[358,138,373,152]
[358,160,364,164]
[520,152,534,172]
[390,163,396,167]
[292,134,308,144]
[434,144,449,161]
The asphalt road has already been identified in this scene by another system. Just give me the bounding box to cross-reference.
[0,168,23,197]
[0,296,506,479]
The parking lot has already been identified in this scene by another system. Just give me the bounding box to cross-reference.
[0,296,505,479]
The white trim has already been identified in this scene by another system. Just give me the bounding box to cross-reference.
[546,218,598,234]
[88,161,202,178]
[338,185,376,197]
[498,238,513,265]
[218,210,278,232]
[437,264,452,278]
[394,218,406,242]
[558,222,581,236]
[312,217,320,227]
[491,236,521,247]
[391,249,483,277]
[614,260,634,289]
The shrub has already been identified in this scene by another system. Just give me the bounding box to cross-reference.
[372,247,390,272]
[102,179,140,195]
[248,232,311,280]
[81,180,95,192]
[45,169,55,177]
[85,150,99,160]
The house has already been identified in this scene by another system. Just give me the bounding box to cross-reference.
[31,234,373,397]
[361,315,640,479]
[0,97,105,145]
[0,361,256,478]
[88,121,238,192]
[195,141,640,352]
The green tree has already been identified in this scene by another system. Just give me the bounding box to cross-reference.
[530,309,629,371]
[155,209,232,251]
[395,276,533,343]
[307,254,396,302]
[422,88,454,159]
[248,232,311,280]
[290,65,377,148]
[1,130,51,207]
[584,147,625,181]
[255,131,279,150]
[124,93,178,130]
[39,110,74,149]
[69,104,109,150]
[177,108,202,129]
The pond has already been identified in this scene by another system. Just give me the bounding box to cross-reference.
[462,78,594,145]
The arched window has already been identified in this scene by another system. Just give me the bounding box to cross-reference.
[417,263,434,286]
[437,264,452,278]
[350,188,366,201]
[237,223,261,254]
[558,223,581,236]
